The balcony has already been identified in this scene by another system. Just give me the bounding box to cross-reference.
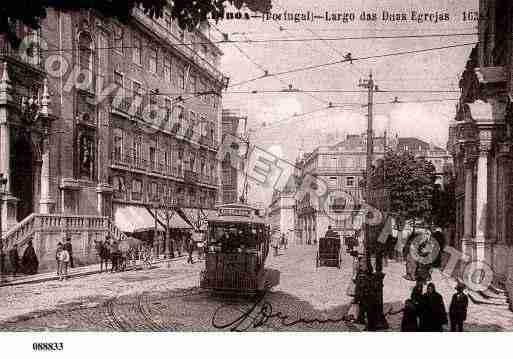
[184,170,199,184]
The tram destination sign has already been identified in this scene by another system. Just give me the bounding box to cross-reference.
[218,207,252,217]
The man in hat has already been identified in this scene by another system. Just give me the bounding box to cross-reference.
[449,282,469,332]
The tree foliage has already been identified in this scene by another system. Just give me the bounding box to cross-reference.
[1,0,272,47]
[377,150,437,226]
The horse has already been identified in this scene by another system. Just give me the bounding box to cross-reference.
[94,240,110,273]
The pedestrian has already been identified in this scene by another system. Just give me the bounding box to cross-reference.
[58,244,70,280]
[401,298,420,332]
[98,237,110,273]
[420,282,448,331]
[63,237,74,268]
[187,232,194,264]
[110,239,120,272]
[346,251,359,298]
[8,244,19,276]
[280,234,286,250]
[21,240,39,275]
[404,232,418,281]
[273,234,279,257]
[55,242,63,276]
[449,282,469,332]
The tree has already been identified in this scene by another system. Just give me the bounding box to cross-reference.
[0,0,272,47]
[380,150,437,227]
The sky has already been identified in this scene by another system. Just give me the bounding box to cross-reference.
[213,0,478,204]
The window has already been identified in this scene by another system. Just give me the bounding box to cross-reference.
[165,98,172,123]
[163,56,171,82]
[329,176,337,187]
[113,128,123,162]
[149,45,157,73]
[149,91,158,121]
[79,32,93,72]
[113,24,123,54]
[346,176,355,187]
[132,35,142,65]
[188,74,197,94]
[78,32,93,89]
[132,81,143,116]
[149,146,156,168]
[178,64,185,90]
[132,179,142,200]
[133,135,142,161]
[114,71,123,95]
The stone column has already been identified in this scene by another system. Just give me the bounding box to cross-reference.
[0,62,12,194]
[462,156,475,257]
[474,130,492,264]
[39,136,55,214]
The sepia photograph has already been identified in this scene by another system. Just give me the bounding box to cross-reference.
[0,0,510,356]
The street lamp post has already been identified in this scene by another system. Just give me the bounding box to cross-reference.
[0,173,8,283]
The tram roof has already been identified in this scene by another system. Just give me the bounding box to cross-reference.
[207,203,268,225]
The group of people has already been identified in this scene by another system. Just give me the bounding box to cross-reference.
[96,236,139,272]
[272,233,288,256]
[8,240,39,276]
[401,281,469,332]
[55,238,73,280]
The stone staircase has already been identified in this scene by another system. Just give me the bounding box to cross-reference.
[467,285,509,308]
[2,213,128,271]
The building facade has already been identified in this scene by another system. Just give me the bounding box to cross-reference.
[294,134,389,244]
[293,133,451,245]
[268,177,297,243]
[0,6,226,270]
[220,109,244,204]
[448,0,513,292]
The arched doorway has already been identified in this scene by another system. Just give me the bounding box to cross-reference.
[11,133,34,221]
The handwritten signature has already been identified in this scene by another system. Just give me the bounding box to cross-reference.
[211,291,403,332]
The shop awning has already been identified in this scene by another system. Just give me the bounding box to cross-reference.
[114,205,164,233]
[180,208,216,231]
[155,209,192,229]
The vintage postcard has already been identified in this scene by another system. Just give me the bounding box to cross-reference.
[0,0,510,355]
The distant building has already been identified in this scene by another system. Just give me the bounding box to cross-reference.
[221,109,245,204]
[291,133,452,244]
[268,176,297,242]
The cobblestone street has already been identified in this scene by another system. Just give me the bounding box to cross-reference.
[1,245,512,331]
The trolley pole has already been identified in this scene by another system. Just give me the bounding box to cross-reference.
[358,72,388,330]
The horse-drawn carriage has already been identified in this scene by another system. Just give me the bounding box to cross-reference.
[316,234,342,268]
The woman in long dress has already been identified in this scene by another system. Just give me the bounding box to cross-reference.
[21,240,39,275]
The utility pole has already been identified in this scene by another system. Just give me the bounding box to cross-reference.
[358,72,388,330]
[240,116,249,204]
[359,72,375,275]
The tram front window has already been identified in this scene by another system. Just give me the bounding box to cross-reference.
[209,224,260,253]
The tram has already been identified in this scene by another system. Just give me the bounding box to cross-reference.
[200,203,280,294]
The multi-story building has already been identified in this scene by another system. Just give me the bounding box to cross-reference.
[447,0,513,293]
[221,109,244,204]
[0,6,227,270]
[268,176,297,242]
[293,133,451,244]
